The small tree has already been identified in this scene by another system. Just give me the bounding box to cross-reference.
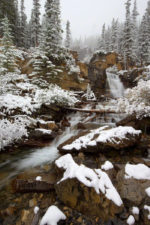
[65,20,71,49]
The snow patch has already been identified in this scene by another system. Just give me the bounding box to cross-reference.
[34,206,39,214]
[55,154,123,206]
[40,205,66,225]
[127,215,135,225]
[145,187,150,197]
[132,206,139,215]
[125,164,150,180]
[36,176,42,181]
[101,161,114,171]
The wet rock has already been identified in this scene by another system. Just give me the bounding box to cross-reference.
[29,128,56,140]
[38,120,58,131]
[116,168,150,206]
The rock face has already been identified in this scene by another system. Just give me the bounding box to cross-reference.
[88,52,123,97]
[119,68,145,89]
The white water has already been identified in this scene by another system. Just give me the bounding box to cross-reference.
[106,72,125,98]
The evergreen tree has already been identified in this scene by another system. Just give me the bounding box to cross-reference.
[98,23,106,52]
[31,0,41,47]
[0,17,17,74]
[65,20,71,49]
[138,14,149,65]
[110,19,119,53]
[123,0,133,68]
[19,0,27,48]
[44,0,62,58]
[14,0,21,47]
[131,0,139,62]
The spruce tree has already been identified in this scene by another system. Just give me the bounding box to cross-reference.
[31,0,41,47]
[19,0,27,48]
[131,0,139,62]
[44,0,62,58]
[98,23,106,52]
[65,20,71,49]
[123,0,133,68]
[0,17,17,74]
[110,19,118,53]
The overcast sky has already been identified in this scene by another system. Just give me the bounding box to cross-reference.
[24,0,148,39]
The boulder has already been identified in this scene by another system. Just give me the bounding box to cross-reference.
[30,129,56,140]
[58,126,142,154]
[55,154,123,221]
[38,120,58,131]
[116,167,150,206]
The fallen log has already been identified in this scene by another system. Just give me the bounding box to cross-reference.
[65,107,119,114]
[13,179,54,193]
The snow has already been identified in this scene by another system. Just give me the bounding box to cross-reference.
[145,187,150,197]
[35,129,52,135]
[40,205,66,225]
[62,126,108,151]
[34,84,79,107]
[34,206,39,214]
[62,126,141,151]
[96,126,141,143]
[144,205,150,220]
[36,176,42,181]
[125,163,150,180]
[0,94,36,115]
[127,215,135,225]
[117,79,150,119]
[101,161,114,171]
[55,154,123,206]
[132,207,139,215]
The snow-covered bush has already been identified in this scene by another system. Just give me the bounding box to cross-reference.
[117,79,150,119]
[0,94,39,115]
[34,84,79,107]
[0,118,28,150]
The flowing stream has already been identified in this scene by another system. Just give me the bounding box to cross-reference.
[0,112,86,189]
[106,71,125,98]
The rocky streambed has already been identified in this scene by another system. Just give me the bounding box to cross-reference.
[0,103,150,225]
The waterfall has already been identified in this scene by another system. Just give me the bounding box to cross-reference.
[106,71,125,98]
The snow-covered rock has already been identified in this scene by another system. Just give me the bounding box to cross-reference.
[55,154,123,220]
[145,187,150,197]
[101,161,114,171]
[40,205,66,225]
[58,126,141,153]
[127,215,135,225]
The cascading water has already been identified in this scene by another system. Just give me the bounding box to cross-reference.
[106,71,125,98]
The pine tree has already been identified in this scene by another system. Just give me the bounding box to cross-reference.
[110,19,119,53]
[44,0,62,58]
[131,0,139,62]
[0,17,17,74]
[123,0,133,68]
[138,14,149,65]
[98,23,106,52]
[14,0,21,47]
[19,0,27,48]
[65,20,71,49]
[31,0,41,47]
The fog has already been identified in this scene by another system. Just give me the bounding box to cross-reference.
[24,0,148,38]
